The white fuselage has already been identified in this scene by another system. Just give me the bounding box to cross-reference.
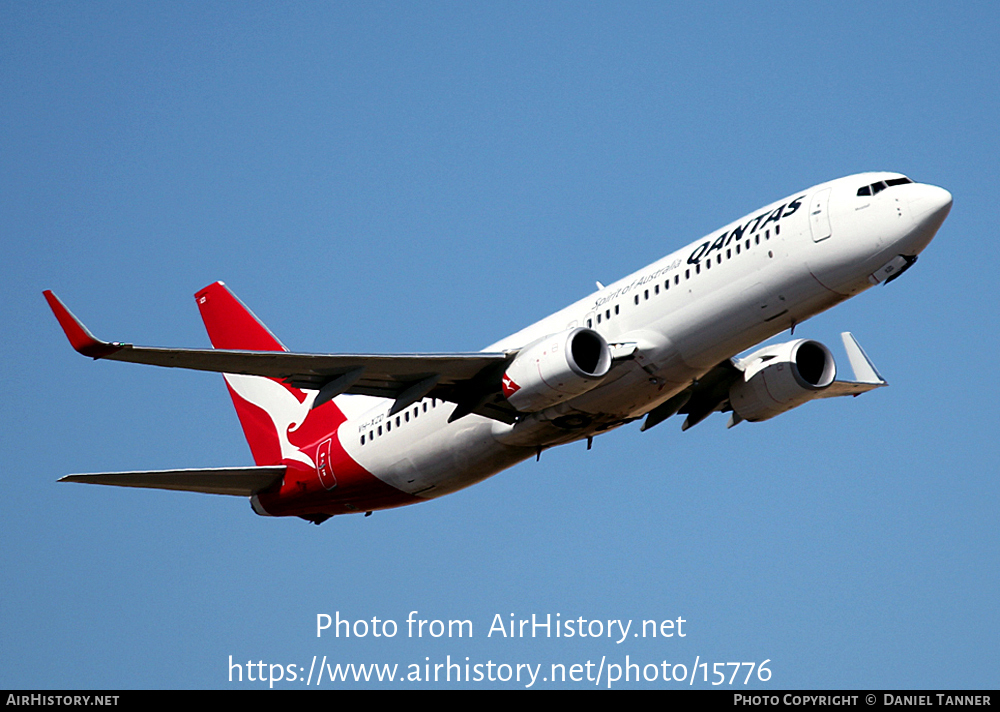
[336,173,951,501]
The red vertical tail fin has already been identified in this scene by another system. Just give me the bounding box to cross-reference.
[195,281,287,352]
[194,282,345,466]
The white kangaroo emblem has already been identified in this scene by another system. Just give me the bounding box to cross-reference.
[224,374,317,469]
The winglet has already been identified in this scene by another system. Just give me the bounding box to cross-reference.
[840,332,886,385]
[43,290,125,359]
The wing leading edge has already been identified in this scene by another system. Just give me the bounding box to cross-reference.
[642,332,888,432]
[43,290,520,424]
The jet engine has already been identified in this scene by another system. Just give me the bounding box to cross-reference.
[502,328,613,412]
[729,339,837,422]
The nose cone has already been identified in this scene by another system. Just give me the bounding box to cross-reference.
[904,183,952,254]
[909,184,953,231]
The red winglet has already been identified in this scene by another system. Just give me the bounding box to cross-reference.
[43,290,125,359]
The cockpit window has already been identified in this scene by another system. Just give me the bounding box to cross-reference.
[858,176,913,196]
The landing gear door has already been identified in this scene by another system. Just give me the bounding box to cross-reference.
[809,188,833,242]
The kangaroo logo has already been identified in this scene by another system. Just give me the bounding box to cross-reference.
[224,374,319,470]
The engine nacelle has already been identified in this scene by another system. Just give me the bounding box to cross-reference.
[503,328,612,412]
[729,339,837,422]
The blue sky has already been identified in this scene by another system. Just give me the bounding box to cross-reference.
[2,2,997,689]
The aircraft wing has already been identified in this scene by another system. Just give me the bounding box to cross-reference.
[44,290,520,423]
[59,466,286,496]
[642,332,888,431]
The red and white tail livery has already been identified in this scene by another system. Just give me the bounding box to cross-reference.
[46,172,952,524]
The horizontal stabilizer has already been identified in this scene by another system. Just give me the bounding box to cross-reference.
[59,466,286,496]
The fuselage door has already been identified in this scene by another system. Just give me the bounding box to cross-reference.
[316,438,337,490]
[809,188,833,242]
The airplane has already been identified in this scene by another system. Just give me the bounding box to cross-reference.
[45,172,952,524]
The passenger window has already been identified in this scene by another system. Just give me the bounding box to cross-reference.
[716,254,721,264]
[654,285,659,295]
[644,289,649,300]
[587,318,593,327]
[615,304,620,315]
[361,435,366,445]
[775,224,780,235]
[674,275,679,285]
[605,309,610,319]
[597,313,602,324]
[727,248,731,259]
[378,425,383,435]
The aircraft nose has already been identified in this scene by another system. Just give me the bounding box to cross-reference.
[909,184,953,230]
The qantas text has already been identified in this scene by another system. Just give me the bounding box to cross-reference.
[687,195,804,265]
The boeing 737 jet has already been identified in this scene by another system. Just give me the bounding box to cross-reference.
[46,172,952,524]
